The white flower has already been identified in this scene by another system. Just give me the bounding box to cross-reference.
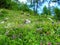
[5,23,11,28]
[25,19,31,24]
[0,21,5,24]
[5,17,9,20]
[48,18,53,22]
[4,23,15,28]
[7,23,11,26]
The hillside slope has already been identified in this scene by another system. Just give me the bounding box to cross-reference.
[0,9,60,45]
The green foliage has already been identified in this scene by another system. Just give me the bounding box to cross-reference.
[0,0,11,9]
[0,35,10,45]
[19,3,31,12]
[54,7,60,20]
[0,9,59,45]
[9,2,19,10]
[17,3,34,14]
[0,0,20,10]
[0,0,33,14]
[0,9,8,19]
[42,6,51,15]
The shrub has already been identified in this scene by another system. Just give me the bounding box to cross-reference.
[0,0,11,9]
[0,9,8,19]
[0,35,10,45]
[9,2,19,10]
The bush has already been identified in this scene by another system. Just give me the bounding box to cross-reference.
[0,0,32,13]
[9,2,19,10]
[0,9,8,19]
[0,0,11,9]
[0,35,10,45]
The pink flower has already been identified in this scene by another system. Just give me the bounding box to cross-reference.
[40,42,43,45]
[48,42,51,45]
